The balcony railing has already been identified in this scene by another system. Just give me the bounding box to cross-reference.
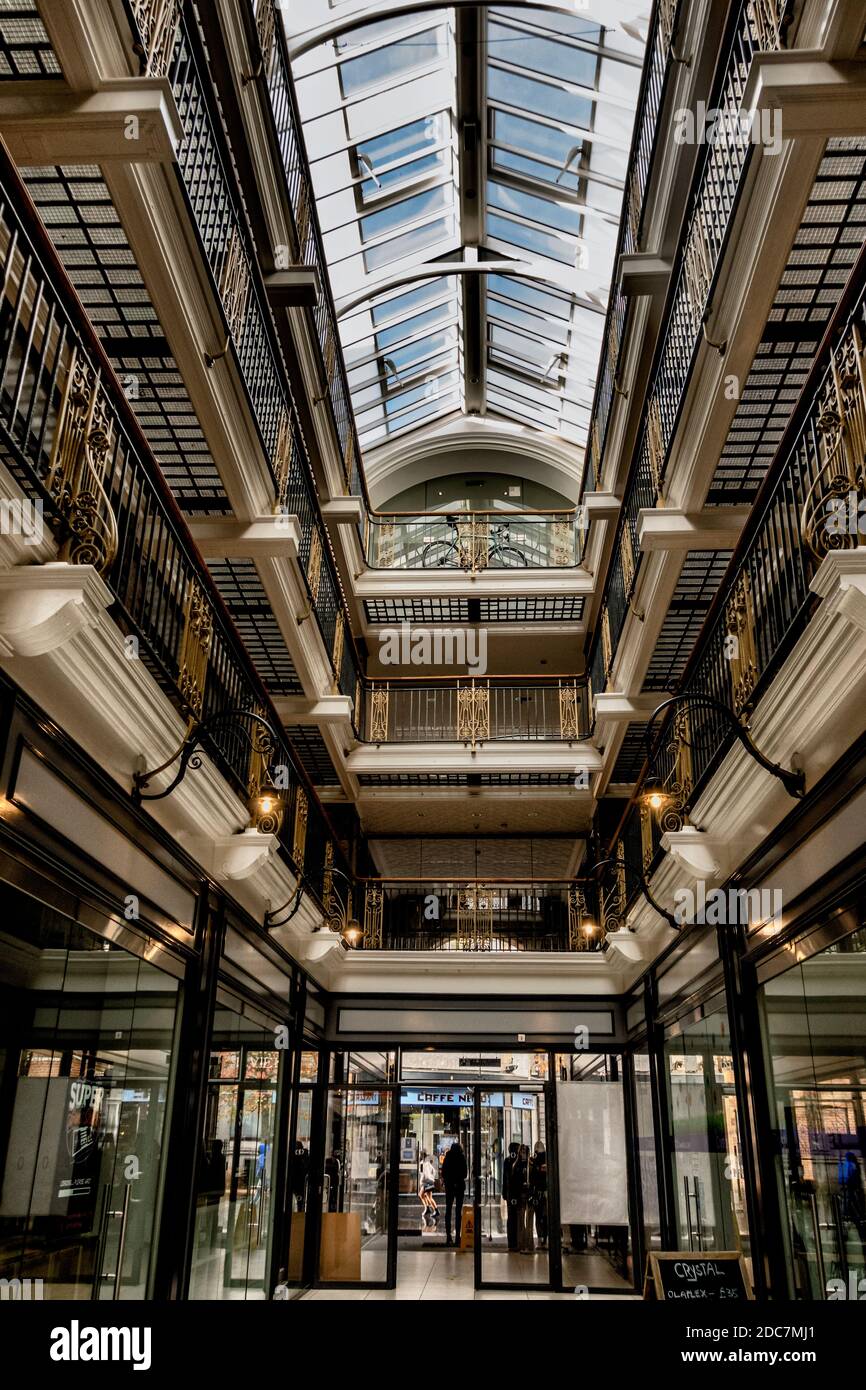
[0,139,355,903]
[359,678,590,746]
[355,881,603,953]
[584,0,687,493]
[123,0,362,713]
[681,251,866,794]
[607,243,866,909]
[588,0,790,696]
[365,510,586,572]
[239,0,364,500]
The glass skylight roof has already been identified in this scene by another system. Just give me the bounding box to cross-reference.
[289,3,645,458]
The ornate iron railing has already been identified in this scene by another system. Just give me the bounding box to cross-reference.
[365,509,586,571]
[359,678,590,746]
[680,264,866,795]
[240,0,363,499]
[356,880,603,953]
[0,141,355,897]
[588,0,790,700]
[584,0,687,493]
[604,249,866,910]
[122,0,363,712]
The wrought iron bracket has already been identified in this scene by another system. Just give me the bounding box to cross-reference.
[592,856,680,931]
[265,864,352,932]
[132,708,281,804]
[645,694,805,800]
[205,338,231,368]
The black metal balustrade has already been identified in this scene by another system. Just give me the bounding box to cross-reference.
[359,678,590,746]
[240,0,363,500]
[357,880,603,953]
[604,246,866,911]
[584,0,686,491]
[681,262,866,794]
[0,140,353,902]
[365,509,586,571]
[588,0,789,696]
[121,0,362,713]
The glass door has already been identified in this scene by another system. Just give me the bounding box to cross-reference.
[476,1087,550,1287]
[316,1087,394,1285]
[398,1089,473,1248]
[665,1003,749,1269]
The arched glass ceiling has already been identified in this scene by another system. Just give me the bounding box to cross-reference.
[290,4,646,455]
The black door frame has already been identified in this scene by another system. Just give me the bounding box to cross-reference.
[472,1081,555,1291]
[296,1046,642,1295]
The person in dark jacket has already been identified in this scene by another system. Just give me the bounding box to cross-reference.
[501,1141,521,1251]
[442,1137,468,1247]
[530,1141,548,1249]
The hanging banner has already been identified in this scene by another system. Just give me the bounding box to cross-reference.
[556,1080,629,1225]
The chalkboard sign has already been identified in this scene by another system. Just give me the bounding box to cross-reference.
[644,1252,753,1301]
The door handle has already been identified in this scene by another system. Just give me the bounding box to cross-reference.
[113,1185,132,1301]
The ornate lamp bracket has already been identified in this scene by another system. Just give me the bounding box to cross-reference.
[132,708,281,804]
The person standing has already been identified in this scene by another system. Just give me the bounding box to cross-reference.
[530,1140,548,1249]
[501,1141,520,1252]
[442,1136,468,1247]
[418,1151,439,1230]
[516,1144,535,1253]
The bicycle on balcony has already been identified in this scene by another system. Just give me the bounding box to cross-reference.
[421,515,528,571]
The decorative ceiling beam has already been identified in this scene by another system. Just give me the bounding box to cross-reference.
[285,1,650,61]
[335,258,606,319]
[457,6,483,415]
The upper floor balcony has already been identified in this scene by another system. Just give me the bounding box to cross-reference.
[586,0,866,702]
[0,134,361,938]
[598,242,866,944]
[353,878,604,954]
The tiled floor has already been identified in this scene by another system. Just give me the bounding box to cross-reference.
[302,1250,638,1300]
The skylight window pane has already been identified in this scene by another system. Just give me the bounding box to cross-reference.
[363,214,454,270]
[361,150,445,202]
[376,302,452,350]
[360,183,451,242]
[384,370,460,417]
[487,275,571,320]
[487,297,570,346]
[356,113,449,202]
[492,7,601,42]
[371,279,446,326]
[487,68,593,127]
[488,181,583,239]
[488,21,599,88]
[488,367,559,409]
[491,110,583,166]
[487,211,575,265]
[339,26,447,97]
[357,114,444,168]
[388,393,459,432]
[492,146,575,190]
[489,322,554,368]
[386,327,458,375]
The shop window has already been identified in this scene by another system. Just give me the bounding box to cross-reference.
[0,882,178,1300]
[188,1012,282,1302]
[761,922,866,1299]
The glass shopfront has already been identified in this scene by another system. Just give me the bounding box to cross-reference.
[188,1006,281,1302]
[0,881,179,1299]
[664,1001,750,1274]
[761,922,866,1300]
